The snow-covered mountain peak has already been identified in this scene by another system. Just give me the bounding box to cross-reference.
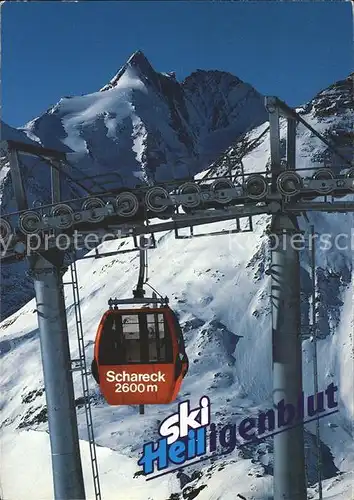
[0,58,267,319]
[14,52,267,189]
[100,50,159,92]
[302,72,353,121]
[299,72,353,167]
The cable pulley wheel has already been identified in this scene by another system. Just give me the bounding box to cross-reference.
[211,178,234,203]
[244,174,268,200]
[312,168,334,180]
[50,204,74,229]
[312,168,334,194]
[178,182,201,209]
[115,192,140,217]
[18,211,42,234]
[145,187,170,213]
[0,218,12,242]
[81,198,106,223]
[276,172,302,197]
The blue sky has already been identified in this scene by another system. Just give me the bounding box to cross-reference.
[2,1,352,128]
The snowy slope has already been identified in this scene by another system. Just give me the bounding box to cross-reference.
[0,214,352,500]
[3,430,352,500]
[1,72,353,499]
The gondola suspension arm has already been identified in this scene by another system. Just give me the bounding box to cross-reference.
[133,235,149,414]
[132,236,147,299]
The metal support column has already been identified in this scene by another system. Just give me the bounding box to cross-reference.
[286,118,296,170]
[266,96,281,191]
[51,160,61,203]
[310,225,323,499]
[31,252,86,500]
[270,214,307,500]
[9,148,28,211]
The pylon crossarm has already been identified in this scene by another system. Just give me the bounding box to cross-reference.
[285,201,354,213]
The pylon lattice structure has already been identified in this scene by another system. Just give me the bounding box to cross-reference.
[0,96,353,500]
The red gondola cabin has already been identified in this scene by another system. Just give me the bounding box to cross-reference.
[91,306,188,405]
